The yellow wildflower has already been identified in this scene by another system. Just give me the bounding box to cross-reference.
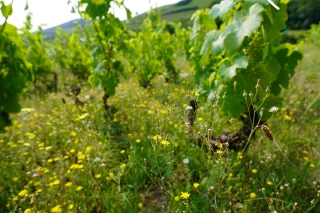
[284,115,292,121]
[45,146,52,151]
[51,205,62,213]
[160,140,170,147]
[180,192,190,199]
[25,132,36,139]
[85,146,92,153]
[70,131,77,137]
[193,183,200,189]
[153,135,162,140]
[49,180,60,187]
[21,108,34,113]
[252,169,258,174]
[216,150,223,155]
[76,113,89,121]
[109,172,115,179]
[18,189,28,197]
[65,182,72,187]
[70,164,83,170]
[249,192,256,199]
[138,203,143,209]
[76,186,83,191]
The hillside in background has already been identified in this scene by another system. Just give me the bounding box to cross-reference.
[42,0,219,37]
[42,19,90,37]
[42,0,320,37]
[126,0,220,30]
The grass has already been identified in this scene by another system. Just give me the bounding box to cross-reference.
[0,39,320,212]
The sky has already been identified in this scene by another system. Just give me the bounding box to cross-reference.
[0,0,180,30]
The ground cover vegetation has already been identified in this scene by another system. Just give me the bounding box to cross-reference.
[0,0,320,212]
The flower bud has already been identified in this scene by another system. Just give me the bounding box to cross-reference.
[292,178,297,184]
[249,91,253,98]
[243,90,247,97]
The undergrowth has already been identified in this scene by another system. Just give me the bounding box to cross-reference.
[0,44,319,213]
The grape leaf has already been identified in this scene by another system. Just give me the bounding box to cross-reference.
[266,57,281,82]
[262,3,287,42]
[219,54,248,81]
[209,0,235,19]
[200,30,219,55]
[1,2,13,17]
[211,17,239,55]
[224,3,264,56]
[222,81,246,118]
[271,47,302,95]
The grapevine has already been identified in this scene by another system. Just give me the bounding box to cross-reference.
[0,1,33,131]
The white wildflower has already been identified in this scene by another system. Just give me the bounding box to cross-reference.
[269,106,279,113]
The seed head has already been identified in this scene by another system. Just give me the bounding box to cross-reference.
[261,125,274,141]
[259,108,264,118]
[223,92,227,100]
[243,90,247,97]
[266,86,270,93]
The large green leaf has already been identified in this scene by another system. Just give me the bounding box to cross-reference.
[224,4,264,56]
[271,47,302,95]
[209,0,235,19]
[221,68,272,117]
[262,3,287,42]
[219,54,248,81]
[211,16,239,55]
[200,30,219,55]
[81,0,111,18]
[222,81,246,118]
[1,2,13,17]
[266,57,281,82]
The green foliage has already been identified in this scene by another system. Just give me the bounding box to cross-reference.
[287,0,320,29]
[125,10,179,88]
[0,1,33,132]
[52,25,93,80]
[190,0,303,118]
[126,0,219,31]
[75,0,130,101]
[0,0,320,212]
[310,22,320,47]
[22,14,55,89]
